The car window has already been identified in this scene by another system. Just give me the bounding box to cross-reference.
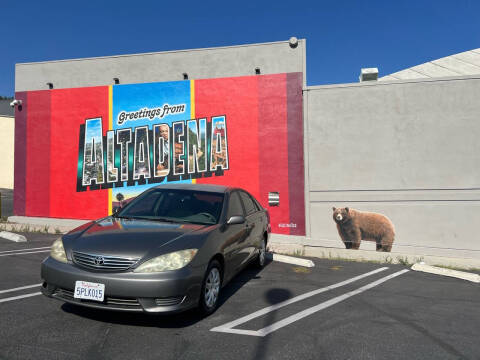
[227,192,244,218]
[239,191,256,216]
[121,191,162,216]
[251,196,262,211]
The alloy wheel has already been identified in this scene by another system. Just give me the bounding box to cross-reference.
[204,267,220,308]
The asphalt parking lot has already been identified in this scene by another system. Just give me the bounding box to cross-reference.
[0,233,479,360]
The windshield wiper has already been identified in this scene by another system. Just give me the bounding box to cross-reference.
[112,214,133,219]
[128,216,183,223]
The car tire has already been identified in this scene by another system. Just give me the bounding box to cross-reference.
[254,238,267,268]
[199,260,222,315]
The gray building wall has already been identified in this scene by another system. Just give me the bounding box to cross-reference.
[15,40,306,92]
[304,76,480,260]
[0,100,14,117]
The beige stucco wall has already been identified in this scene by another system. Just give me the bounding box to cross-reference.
[0,116,14,189]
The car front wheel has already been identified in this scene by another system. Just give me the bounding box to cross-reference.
[199,260,222,315]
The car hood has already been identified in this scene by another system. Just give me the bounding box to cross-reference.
[65,217,209,259]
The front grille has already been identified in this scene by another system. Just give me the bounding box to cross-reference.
[72,251,139,271]
[53,287,142,310]
[55,288,74,300]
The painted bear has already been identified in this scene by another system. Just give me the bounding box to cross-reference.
[332,207,395,252]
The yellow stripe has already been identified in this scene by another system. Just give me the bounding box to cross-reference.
[190,79,195,119]
[190,80,196,184]
[108,86,113,215]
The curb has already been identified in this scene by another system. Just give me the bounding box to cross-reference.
[0,222,72,234]
[0,231,27,242]
[267,253,315,268]
[411,263,480,283]
[268,241,480,271]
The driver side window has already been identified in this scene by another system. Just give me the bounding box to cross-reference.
[124,191,162,216]
[227,192,244,219]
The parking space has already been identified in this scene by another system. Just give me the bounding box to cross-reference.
[0,233,478,360]
[0,233,57,292]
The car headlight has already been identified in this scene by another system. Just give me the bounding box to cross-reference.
[51,238,68,263]
[133,249,198,273]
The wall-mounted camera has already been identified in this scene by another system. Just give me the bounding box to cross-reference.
[9,99,22,107]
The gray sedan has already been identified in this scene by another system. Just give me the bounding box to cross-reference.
[41,184,270,315]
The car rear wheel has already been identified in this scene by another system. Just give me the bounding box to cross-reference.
[199,260,222,315]
[254,239,267,268]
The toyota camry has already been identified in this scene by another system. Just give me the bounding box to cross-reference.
[41,184,270,315]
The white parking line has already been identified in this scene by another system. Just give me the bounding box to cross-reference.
[0,246,51,254]
[0,292,42,303]
[212,267,388,332]
[0,250,50,257]
[211,268,409,337]
[0,284,42,295]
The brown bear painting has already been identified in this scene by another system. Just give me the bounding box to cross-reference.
[332,207,395,252]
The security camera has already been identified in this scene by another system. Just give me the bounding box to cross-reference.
[289,37,298,48]
[10,99,22,107]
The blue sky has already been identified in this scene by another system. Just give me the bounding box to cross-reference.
[1,0,479,96]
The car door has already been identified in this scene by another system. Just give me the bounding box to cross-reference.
[222,191,249,279]
[238,191,263,266]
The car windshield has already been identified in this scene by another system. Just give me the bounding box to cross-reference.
[116,189,224,225]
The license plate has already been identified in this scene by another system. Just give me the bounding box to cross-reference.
[74,281,105,302]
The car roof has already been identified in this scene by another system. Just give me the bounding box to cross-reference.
[152,183,231,193]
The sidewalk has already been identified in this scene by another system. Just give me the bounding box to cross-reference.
[3,216,479,271]
[268,234,480,271]
[4,216,89,234]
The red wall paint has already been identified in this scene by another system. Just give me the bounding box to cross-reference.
[13,92,28,216]
[25,91,51,216]
[195,74,302,235]
[49,87,109,219]
[286,72,305,235]
[258,74,291,234]
[194,75,260,193]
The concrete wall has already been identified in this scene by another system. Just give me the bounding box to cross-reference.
[304,76,480,260]
[15,40,306,92]
[0,116,14,189]
[0,100,15,117]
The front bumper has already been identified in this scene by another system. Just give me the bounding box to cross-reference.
[41,256,204,313]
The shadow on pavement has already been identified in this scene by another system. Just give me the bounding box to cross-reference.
[61,258,273,328]
[253,288,293,359]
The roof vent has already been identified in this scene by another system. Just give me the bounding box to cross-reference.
[359,68,378,82]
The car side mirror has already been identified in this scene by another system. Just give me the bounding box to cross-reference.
[227,215,245,225]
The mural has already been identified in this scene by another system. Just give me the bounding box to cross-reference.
[332,207,395,252]
[14,73,305,235]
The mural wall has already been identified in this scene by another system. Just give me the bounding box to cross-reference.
[14,73,305,235]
